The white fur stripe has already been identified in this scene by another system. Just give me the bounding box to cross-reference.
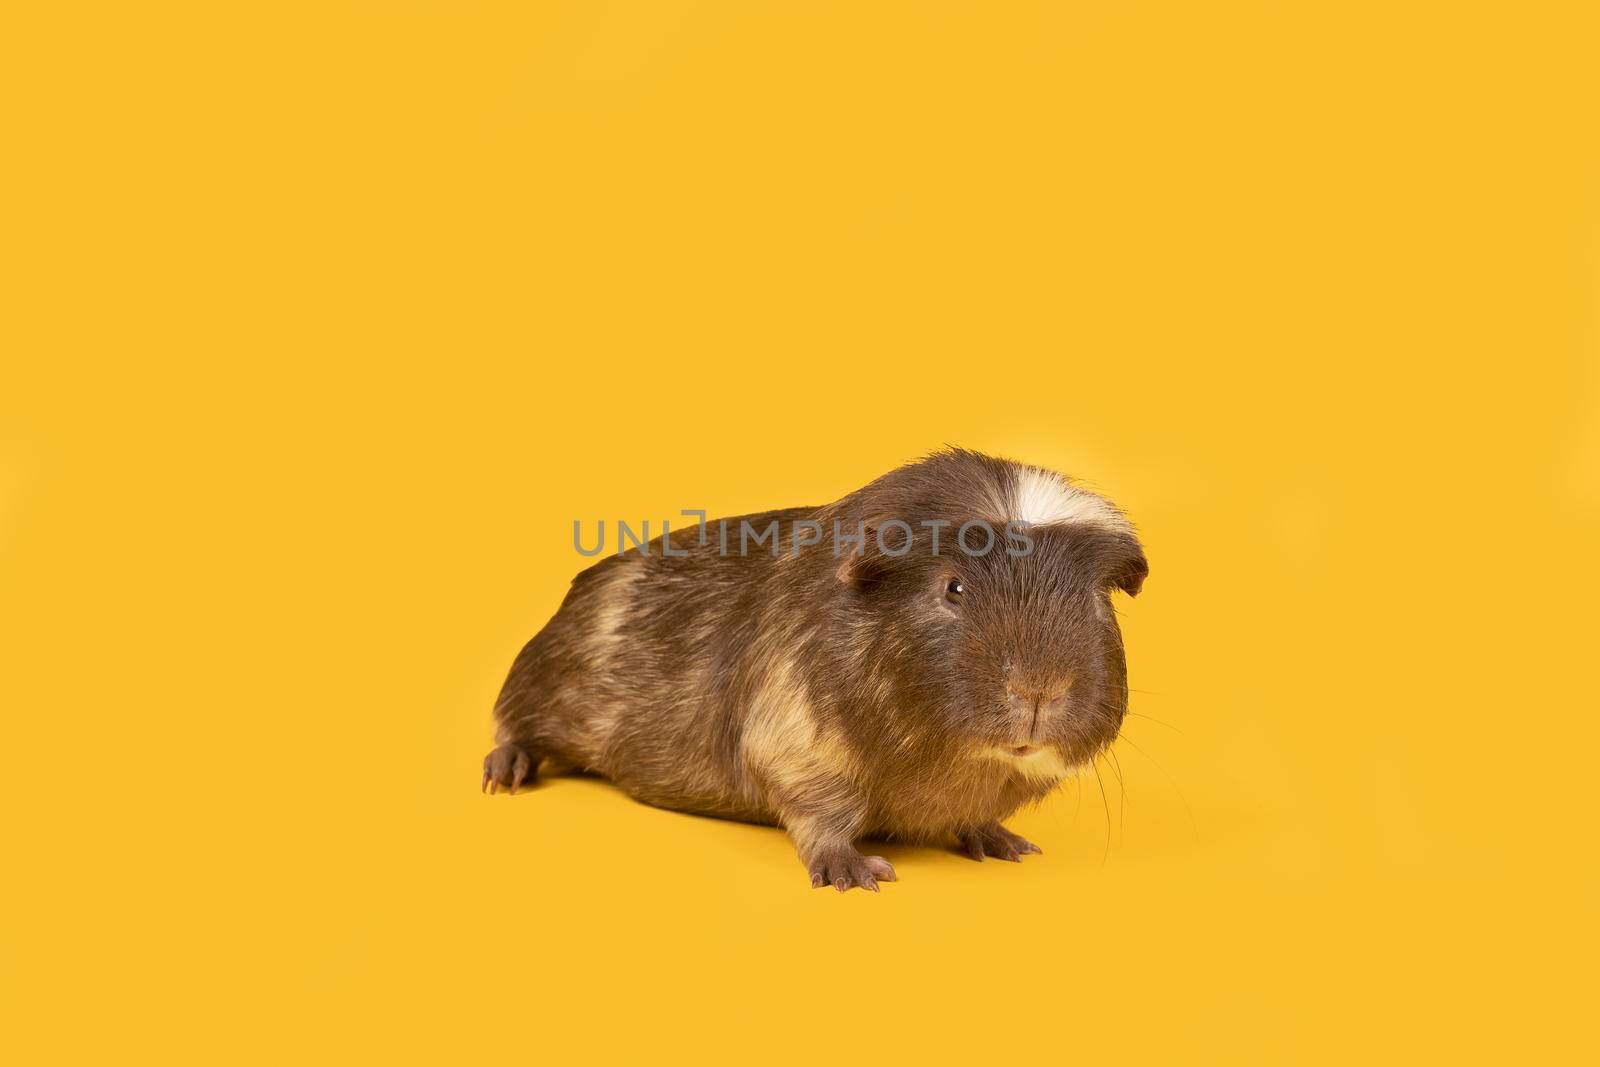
[1010,466,1129,531]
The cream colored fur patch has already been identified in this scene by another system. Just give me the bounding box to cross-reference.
[741,658,859,839]
[976,744,1077,786]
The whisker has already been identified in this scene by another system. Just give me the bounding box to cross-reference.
[1125,710,1184,734]
[1107,746,1128,839]
[1117,732,1199,843]
[1092,756,1112,866]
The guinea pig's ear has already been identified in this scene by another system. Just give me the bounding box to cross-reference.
[834,518,903,589]
[1106,534,1148,597]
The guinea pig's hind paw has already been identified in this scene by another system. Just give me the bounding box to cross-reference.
[481,744,535,795]
[807,849,896,893]
[958,823,1043,863]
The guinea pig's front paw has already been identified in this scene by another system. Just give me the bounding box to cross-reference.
[957,823,1043,863]
[806,847,896,893]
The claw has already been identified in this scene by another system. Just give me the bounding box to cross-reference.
[482,744,537,796]
[807,849,897,892]
[959,823,1041,864]
[865,857,896,882]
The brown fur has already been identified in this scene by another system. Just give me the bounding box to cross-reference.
[484,449,1147,890]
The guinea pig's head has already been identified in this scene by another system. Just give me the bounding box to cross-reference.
[839,516,1147,771]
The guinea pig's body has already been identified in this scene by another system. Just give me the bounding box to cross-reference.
[484,449,1147,890]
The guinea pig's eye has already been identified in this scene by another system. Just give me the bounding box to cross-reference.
[944,578,964,604]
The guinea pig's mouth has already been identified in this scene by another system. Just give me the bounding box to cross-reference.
[974,742,1081,785]
[975,742,1057,761]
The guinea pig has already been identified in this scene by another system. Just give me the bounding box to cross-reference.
[483,448,1147,891]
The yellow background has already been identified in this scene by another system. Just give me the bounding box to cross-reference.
[3,3,1597,1063]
